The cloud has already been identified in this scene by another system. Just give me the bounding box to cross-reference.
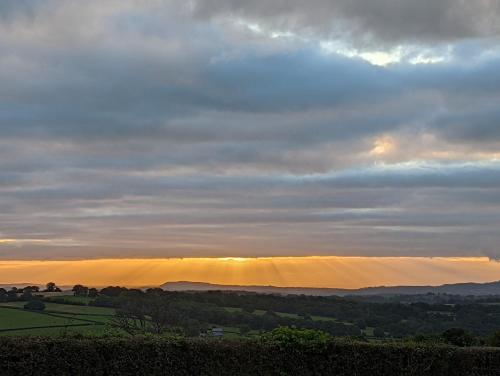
[1,1,500,260]
[2,161,500,259]
[192,0,500,45]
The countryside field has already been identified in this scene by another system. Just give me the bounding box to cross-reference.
[0,296,265,338]
[0,297,115,337]
[0,294,372,338]
[1,288,500,375]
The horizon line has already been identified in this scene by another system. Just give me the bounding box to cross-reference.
[2,278,500,290]
[0,255,497,262]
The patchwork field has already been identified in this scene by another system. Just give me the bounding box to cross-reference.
[0,297,115,336]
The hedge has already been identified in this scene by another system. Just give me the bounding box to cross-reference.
[0,337,499,376]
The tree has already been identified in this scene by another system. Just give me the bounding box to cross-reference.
[112,310,147,335]
[145,288,163,296]
[239,324,251,335]
[373,327,386,338]
[356,319,367,330]
[185,319,201,337]
[21,289,33,301]
[100,286,128,297]
[441,328,476,347]
[88,288,98,297]
[45,282,57,292]
[263,327,332,348]
[242,306,254,314]
[111,290,149,334]
[149,298,178,334]
[72,284,89,297]
[7,288,18,300]
[24,300,46,311]
[488,331,500,347]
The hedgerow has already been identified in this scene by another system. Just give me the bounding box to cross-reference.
[0,336,499,376]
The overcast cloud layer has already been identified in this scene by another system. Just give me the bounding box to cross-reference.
[1,0,500,259]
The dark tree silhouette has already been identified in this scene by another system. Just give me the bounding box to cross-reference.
[72,284,89,297]
[45,282,57,292]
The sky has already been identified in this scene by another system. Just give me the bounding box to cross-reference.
[1,1,500,282]
[1,257,500,288]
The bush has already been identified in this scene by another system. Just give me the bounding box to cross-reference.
[263,326,332,349]
[441,328,477,347]
[373,327,386,338]
[487,331,500,347]
[23,300,46,311]
[44,297,86,306]
[0,337,499,376]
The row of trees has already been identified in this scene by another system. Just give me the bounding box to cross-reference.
[1,282,117,301]
[71,284,99,297]
[99,288,500,344]
[106,289,360,337]
[0,282,62,302]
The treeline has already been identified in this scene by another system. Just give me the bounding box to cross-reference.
[0,282,61,302]
[133,289,500,338]
[0,333,499,376]
[104,288,361,337]
[84,286,500,341]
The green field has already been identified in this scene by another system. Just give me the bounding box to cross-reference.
[225,307,346,323]
[1,301,245,338]
[0,323,115,337]
[0,307,83,330]
[45,295,95,305]
[0,301,114,315]
[0,301,116,336]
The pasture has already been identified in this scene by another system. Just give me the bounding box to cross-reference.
[0,297,115,336]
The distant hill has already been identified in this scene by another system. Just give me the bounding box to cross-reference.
[161,280,500,296]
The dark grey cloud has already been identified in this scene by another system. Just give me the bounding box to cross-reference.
[0,0,45,20]
[192,0,500,45]
[433,107,500,142]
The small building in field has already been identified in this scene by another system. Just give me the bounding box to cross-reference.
[211,327,224,337]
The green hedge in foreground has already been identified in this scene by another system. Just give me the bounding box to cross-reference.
[0,337,499,376]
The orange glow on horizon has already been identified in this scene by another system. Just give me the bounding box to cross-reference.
[0,256,499,289]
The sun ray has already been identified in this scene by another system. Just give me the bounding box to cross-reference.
[0,257,498,288]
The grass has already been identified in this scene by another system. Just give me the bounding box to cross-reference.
[1,301,357,338]
[0,301,114,315]
[46,295,94,305]
[67,314,114,324]
[0,301,117,337]
[310,315,338,322]
[224,307,345,323]
[0,307,85,331]
[0,324,122,337]
[220,326,242,338]
[229,307,306,320]
[363,327,375,336]
[223,307,243,313]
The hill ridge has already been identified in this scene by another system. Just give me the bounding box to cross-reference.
[161,280,500,296]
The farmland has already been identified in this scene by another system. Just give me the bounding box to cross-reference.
[0,298,115,337]
[2,286,500,347]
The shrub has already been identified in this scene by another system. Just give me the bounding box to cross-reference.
[263,326,332,349]
[44,297,86,306]
[487,331,500,347]
[441,328,477,347]
[0,337,499,376]
[23,300,46,311]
